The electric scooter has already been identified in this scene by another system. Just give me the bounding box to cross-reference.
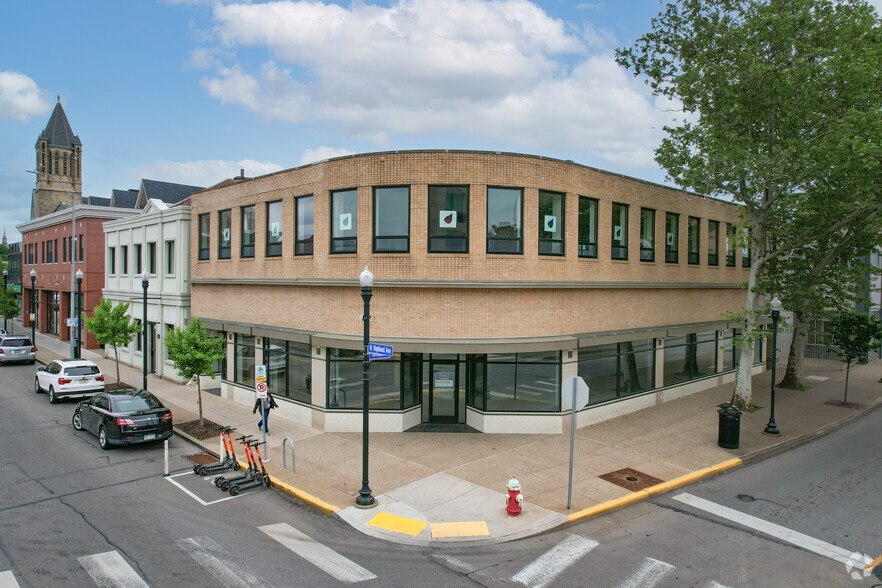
[214,435,257,491]
[194,426,240,476]
[228,440,271,496]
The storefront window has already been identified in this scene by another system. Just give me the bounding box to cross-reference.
[234,334,257,385]
[468,351,560,412]
[538,190,564,256]
[611,203,628,260]
[578,339,655,405]
[373,186,410,253]
[721,329,736,372]
[331,189,358,253]
[487,187,522,254]
[265,338,311,404]
[428,186,468,253]
[663,331,718,387]
[578,196,598,258]
[326,348,420,409]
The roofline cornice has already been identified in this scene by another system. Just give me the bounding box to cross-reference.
[16,206,141,232]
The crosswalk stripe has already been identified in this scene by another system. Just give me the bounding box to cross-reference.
[259,523,377,584]
[511,534,599,588]
[78,551,149,588]
[616,557,675,588]
[705,581,732,588]
[0,571,21,588]
[177,536,270,588]
[673,492,873,567]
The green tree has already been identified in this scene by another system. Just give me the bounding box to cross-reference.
[0,287,21,332]
[164,317,225,426]
[84,298,142,384]
[616,0,882,408]
[826,311,882,405]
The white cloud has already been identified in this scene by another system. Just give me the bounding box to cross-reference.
[198,0,671,169]
[128,158,284,187]
[300,146,358,166]
[0,71,51,122]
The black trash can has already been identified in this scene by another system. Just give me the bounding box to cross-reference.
[717,405,742,449]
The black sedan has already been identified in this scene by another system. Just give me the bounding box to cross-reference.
[72,389,173,450]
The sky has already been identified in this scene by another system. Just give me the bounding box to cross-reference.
[2,0,879,243]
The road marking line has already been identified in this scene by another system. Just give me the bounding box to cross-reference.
[865,553,882,572]
[367,512,428,536]
[177,536,269,588]
[705,582,732,588]
[78,551,149,588]
[511,534,599,588]
[0,571,21,588]
[259,523,377,584]
[430,521,489,538]
[165,471,237,506]
[430,554,478,574]
[616,557,675,588]
[673,493,873,568]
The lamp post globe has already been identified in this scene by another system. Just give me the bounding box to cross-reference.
[764,296,782,435]
[356,266,376,508]
[141,270,149,391]
[30,269,37,345]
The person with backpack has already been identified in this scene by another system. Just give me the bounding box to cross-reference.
[253,391,279,434]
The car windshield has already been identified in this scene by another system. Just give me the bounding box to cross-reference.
[65,366,100,376]
[2,339,32,347]
[114,396,162,412]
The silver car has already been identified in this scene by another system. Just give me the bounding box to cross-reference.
[0,336,36,365]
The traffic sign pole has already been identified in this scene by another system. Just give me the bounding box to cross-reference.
[562,375,590,509]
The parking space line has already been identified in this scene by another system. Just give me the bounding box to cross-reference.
[673,493,873,568]
[165,471,237,506]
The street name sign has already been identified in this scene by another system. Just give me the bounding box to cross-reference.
[368,343,393,360]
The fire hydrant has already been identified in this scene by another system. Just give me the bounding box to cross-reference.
[505,477,523,516]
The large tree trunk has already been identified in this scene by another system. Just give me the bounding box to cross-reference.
[779,309,808,390]
[733,258,761,409]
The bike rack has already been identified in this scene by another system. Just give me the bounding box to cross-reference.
[282,436,295,473]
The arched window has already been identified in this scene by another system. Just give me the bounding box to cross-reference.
[54,152,59,175]
[63,153,68,176]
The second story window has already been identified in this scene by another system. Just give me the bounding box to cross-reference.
[121,245,128,275]
[266,200,283,257]
[611,202,628,260]
[487,187,523,254]
[108,247,116,275]
[373,186,410,253]
[688,216,700,265]
[219,209,232,259]
[640,208,655,262]
[578,196,598,258]
[135,243,142,274]
[665,212,679,263]
[295,195,314,255]
[198,213,210,260]
[241,205,255,258]
[165,240,175,275]
[726,223,736,267]
[538,190,564,256]
[147,242,156,274]
[707,220,719,266]
[331,189,358,253]
[428,186,469,253]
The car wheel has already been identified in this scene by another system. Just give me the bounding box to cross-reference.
[98,427,111,450]
[34,377,42,394]
[48,386,59,404]
[72,411,83,431]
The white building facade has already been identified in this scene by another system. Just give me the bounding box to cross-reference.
[102,200,192,382]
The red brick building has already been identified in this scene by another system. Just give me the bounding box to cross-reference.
[18,206,138,349]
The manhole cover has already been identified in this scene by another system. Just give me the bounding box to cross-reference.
[186,454,218,465]
[598,468,665,492]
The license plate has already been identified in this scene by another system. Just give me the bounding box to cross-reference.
[144,434,156,441]
[12,350,23,354]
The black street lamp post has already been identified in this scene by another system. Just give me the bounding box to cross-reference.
[75,269,83,359]
[141,270,149,391]
[356,267,376,508]
[2,269,7,332]
[30,269,36,345]
[764,296,782,435]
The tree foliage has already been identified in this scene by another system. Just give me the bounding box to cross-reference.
[826,311,882,405]
[164,317,225,425]
[83,298,142,384]
[0,287,21,327]
[616,0,882,408]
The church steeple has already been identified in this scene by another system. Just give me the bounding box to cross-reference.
[32,97,83,219]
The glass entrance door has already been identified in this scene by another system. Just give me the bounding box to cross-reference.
[47,292,60,335]
[429,361,458,423]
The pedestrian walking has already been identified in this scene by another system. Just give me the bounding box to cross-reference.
[253,391,279,434]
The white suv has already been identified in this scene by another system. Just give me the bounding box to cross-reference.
[35,359,105,404]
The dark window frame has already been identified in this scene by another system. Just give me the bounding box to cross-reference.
[486,186,523,255]
[578,196,598,258]
[611,202,629,260]
[198,213,210,260]
[330,189,358,254]
[295,194,314,256]
[241,205,255,259]
[372,186,411,253]
[687,216,701,265]
[428,185,469,254]
[218,209,232,260]
[640,207,655,262]
[707,220,719,266]
[665,212,679,263]
[726,223,737,267]
[538,190,565,256]
[266,200,283,258]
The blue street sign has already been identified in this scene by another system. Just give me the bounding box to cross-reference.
[368,343,393,360]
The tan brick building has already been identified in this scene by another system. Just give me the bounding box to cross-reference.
[190,151,762,433]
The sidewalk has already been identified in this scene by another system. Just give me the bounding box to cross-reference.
[21,320,882,546]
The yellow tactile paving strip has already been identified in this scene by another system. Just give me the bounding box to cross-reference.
[367,512,428,536]
[430,521,490,538]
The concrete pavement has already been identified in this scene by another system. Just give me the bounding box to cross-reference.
[18,319,882,546]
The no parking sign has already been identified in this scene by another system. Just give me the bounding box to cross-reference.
[255,381,268,399]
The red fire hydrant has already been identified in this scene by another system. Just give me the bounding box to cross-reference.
[505,477,523,516]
